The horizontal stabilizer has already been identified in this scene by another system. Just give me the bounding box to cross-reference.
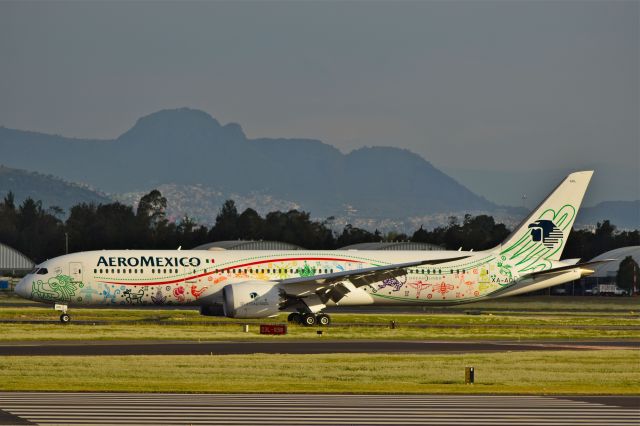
[525,259,616,278]
[490,259,615,298]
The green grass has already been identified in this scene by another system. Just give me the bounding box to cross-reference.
[1,306,637,324]
[0,350,637,394]
[1,306,638,341]
[1,294,638,341]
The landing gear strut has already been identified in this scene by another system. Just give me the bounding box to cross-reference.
[287,312,331,327]
[55,304,70,324]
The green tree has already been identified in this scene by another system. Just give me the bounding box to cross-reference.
[136,189,168,230]
[616,256,639,295]
[210,200,240,241]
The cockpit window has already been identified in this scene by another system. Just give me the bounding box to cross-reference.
[36,268,48,275]
[29,267,40,274]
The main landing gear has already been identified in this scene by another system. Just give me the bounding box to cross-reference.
[287,312,331,327]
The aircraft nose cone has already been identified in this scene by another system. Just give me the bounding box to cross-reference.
[15,278,29,299]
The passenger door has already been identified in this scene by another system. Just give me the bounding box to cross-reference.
[69,262,83,282]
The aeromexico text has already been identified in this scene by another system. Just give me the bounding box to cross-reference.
[97,256,202,268]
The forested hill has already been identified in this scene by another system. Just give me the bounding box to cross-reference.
[576,201,640,230]
[0,165,111,214]
[0,108,497,218]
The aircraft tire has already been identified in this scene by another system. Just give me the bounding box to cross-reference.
[288,312,302,323]
[316,314,331,326]
[302,313,316,327]
[60,313,71,324]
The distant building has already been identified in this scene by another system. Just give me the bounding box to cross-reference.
[339,242,443,251]
[0,242,34,276]
[192,240,305,251]
[587,246,640,278]
[579,246,640,295]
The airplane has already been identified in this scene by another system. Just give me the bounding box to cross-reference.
[15,170,607,325]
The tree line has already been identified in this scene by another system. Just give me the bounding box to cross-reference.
[0,190,638,265]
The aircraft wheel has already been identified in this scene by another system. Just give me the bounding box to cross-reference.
[60,313,71,324]
[288,312,302,323]
[316,314,331,326]
[302,313,316,327]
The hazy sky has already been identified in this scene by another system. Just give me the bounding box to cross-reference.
[1,1,638,205]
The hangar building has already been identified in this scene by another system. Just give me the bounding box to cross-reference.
[192,240,305,251]
[0,242,34,276]
[340,242,443,251]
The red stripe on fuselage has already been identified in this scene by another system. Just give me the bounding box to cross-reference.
[96,256,366,286]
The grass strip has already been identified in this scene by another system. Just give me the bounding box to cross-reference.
[0,350,637,394]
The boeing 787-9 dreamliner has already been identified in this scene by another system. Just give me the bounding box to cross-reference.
[15,171,606,325]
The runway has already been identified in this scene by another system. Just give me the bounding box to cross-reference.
[0,339,637,356]
[0,393,638,425]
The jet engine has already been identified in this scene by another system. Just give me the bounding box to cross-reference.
[221,281,284,318]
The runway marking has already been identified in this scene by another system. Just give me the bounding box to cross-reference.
[0,393,638,425]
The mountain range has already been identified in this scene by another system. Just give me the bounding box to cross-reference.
[0,108,637,229]
[0,108,498,218]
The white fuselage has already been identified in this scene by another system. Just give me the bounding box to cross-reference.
[15,248,579,310]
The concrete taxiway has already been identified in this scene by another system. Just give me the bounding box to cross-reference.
[0,393,638,425]
[0,339,637,356]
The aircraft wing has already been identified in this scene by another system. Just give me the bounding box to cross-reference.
[278,255,470,303]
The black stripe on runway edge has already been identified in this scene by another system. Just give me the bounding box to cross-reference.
[0,409,34,425]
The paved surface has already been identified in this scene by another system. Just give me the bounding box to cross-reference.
[0,339,637,356]
[0,393,638,425]
[2,318,638,330]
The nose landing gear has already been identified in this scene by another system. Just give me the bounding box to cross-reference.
[287,312,331,327]
[55,304,70,324]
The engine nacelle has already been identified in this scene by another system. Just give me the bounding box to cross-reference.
[222,281,283,318]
